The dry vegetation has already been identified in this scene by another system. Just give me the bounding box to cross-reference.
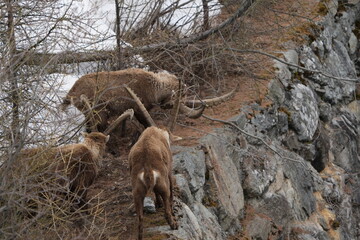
[0,0,329,239]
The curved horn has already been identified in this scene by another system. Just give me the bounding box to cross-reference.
[184,85,238,108]
[103,109,134,135]
[124,86,157,127]
[80,94,98,132]
[179,103,205,119]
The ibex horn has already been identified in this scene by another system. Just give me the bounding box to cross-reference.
[184,84,238,108]
[124,85,157,127]
[179,103,205,119]
[103,109,134,135]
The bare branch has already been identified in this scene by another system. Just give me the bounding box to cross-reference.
[21,0,255,66]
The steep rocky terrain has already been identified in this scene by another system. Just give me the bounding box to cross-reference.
[86,0,360,239]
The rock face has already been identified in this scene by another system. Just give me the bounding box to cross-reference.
[152,1,360,239]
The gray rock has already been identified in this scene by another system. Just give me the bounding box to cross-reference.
[175,174,194,205]
[192,203,225,239]
[143,197,156,214]
[173,146,206,194]
[349,32,358,54]
[228,112,248,130]
[312,124,330,172]
[252,193,294,227]
[242,146,278,198]
[277,111,289,134]
[286,83,319,141]
[299,143,316,162]
[151,203,203,240]
[347,0,360,5]
[311,40,326,61]
[284,49,299,67]
[290,222,330,240]
[299,38,356,104]
[346,100,360,119]
[201,132,244,231]
[330,111,360,171]
[322,176,343,203]
[318,101,332,122]
[282,158,317,220]
[247,216,272,240]
[243,123,266,146]
[268,79,286,105]
[250,110,277,134]
[274,59,291,87]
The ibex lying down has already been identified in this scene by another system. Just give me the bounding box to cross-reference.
[18,110,133,209]
[128,126,178,240]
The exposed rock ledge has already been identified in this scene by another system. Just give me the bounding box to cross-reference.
[153,1,360,239]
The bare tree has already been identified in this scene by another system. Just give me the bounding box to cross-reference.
[0,1,112,238]
[4,0,20,167]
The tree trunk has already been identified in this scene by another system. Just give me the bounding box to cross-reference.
[115,0,124,70]
[6,0,21,163]
[202,0,210,31]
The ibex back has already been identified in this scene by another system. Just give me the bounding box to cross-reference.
[128,126,178,240]
[61,68,204,132]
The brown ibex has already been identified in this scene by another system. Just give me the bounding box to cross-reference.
[18,109,134,209]
[125,87,180,240]
[61,68,236,133]
[128,126,178,240]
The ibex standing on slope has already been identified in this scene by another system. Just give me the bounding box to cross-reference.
[128,126,178,240]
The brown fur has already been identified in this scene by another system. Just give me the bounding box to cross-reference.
[128,126,178,240]
[19,132,109,208]
[61,68,179,132]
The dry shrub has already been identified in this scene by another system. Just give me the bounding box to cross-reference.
[123,2,248,99]
[0,148,107,240]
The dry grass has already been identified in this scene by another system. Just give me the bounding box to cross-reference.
[0,148,108,240]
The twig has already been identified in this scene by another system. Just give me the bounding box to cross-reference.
[21,0,256,66]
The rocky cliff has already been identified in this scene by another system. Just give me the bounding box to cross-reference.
[153,1,360,239]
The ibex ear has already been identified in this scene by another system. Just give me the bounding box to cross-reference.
[105,135,110,142]
[81,132,88,138]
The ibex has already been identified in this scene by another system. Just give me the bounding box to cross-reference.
[18,109,134,209]
[125,87,180,240]
[128,126,178,240]
[61,68,236,133]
